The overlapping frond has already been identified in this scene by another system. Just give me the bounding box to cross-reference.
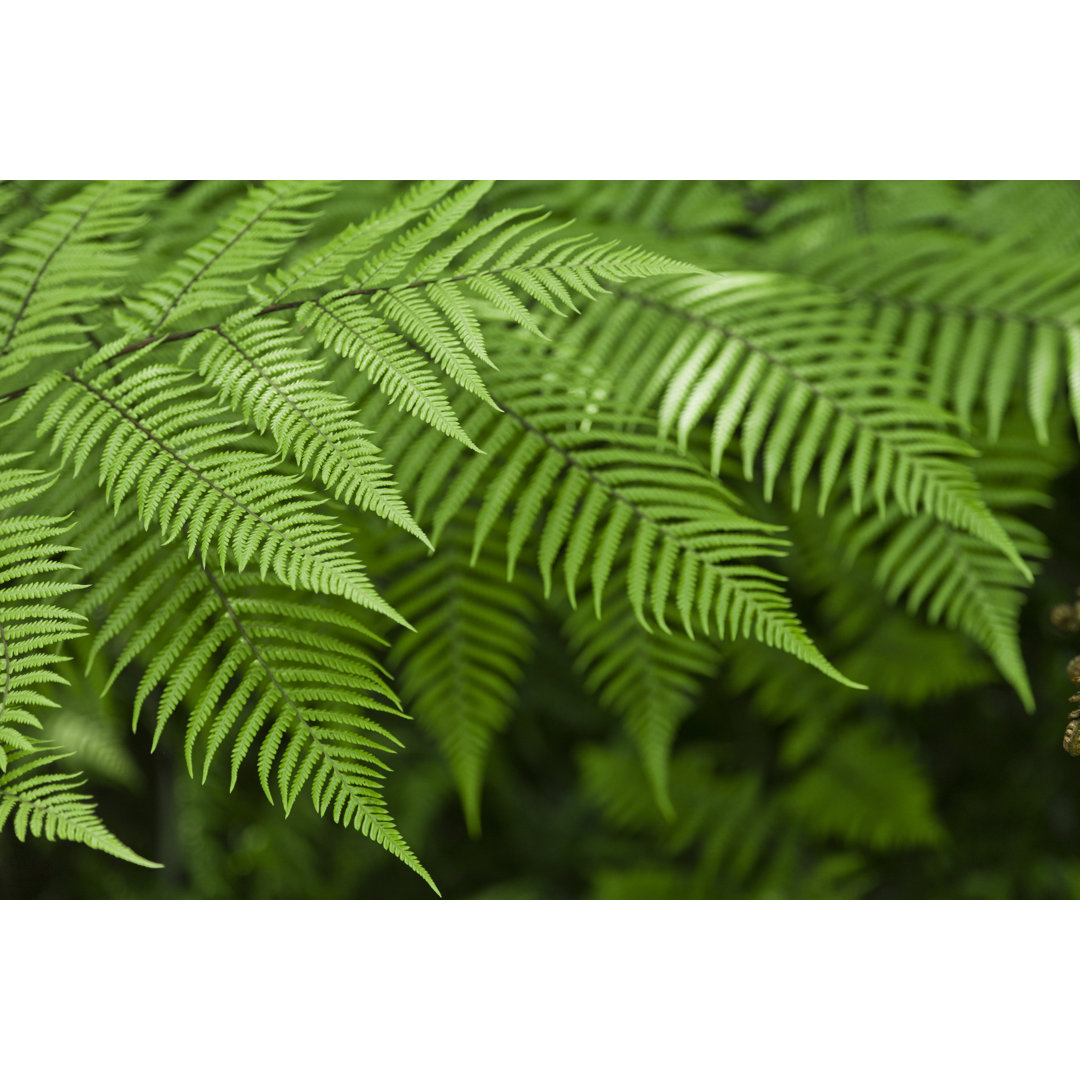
[0,456,85,769]
[14,343,401,623]
[821,496,1041,711]
[375,358,860,689]
[295,182,689,441]
[119,180,336,333]
[0,745,159,866]
[563,578,719,817]
[776,233,1080,445]
[384,516,538,836]
[549,273,1029,579]
[72,504,435,890]
[178,311,426,544]
[0,180,161,390]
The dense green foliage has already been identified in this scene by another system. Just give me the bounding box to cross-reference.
[3,179,1080,899]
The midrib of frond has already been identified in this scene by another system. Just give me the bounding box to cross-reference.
[0,185,109,357]
[852,290,1077,333]
[0,622,11,722]
[3,258,650,405]
[494,395,699,563]
[65,371,380,604]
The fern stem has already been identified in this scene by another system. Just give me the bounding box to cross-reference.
[0,260,639,405]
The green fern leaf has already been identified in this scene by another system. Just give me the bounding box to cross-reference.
[17,342,403,624]
[564,580,718,818]
[384,516,537,837]
[0,180,161,387]
[554,273,1030,580]
[74,511,436,892]
[178,312,428,545]
[120,180,336,333]
[0,456,86,770]
[376,360,861,690]
[774,232,1080,446]
[0,746,159,866]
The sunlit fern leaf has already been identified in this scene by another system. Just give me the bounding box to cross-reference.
[373,360,861,690]
[0,745,159,866]
[119,181,337,334]
[0,456,86,770]
[13,342,403,624]
[178,311,427,545]
[550,273,1029,580]
[781,724,946,850]
[71,506,436,892]
[253,180,464,304]
[0,180,162,390]
[384,516,538,837]
[774,232,1080,445]
[563,577,719,818]
[297,190,689,440]
[302,297,477,446]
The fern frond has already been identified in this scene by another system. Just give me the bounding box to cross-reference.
[0,456,85,770]
[563,579,718,818]
[0,745,159,866]
[254,180,463,304]
[16,343,403,624]
[958,181,1080,254]
[781,725,946,849]
[753,181,964,261]
[554,273,1030,579]
[826,500,1040,711]
[178,312,427,544]
[119,181,336,333]
[43,705,141,789]
[384,517,538,836]
[376,361,861,690]
[295,185,688,440]
[778,233,1080,445]
[74,511,436,891]
[0,181,161,389]
[302,297,478,446]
